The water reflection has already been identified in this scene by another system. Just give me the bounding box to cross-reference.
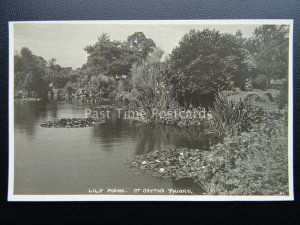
[15,102,218,153]
[14,102,48,137]
[46,102,58,118]
[90,118,134,152]
[14,102,217,194]
[90,118,218,155]
[131,124,217,155]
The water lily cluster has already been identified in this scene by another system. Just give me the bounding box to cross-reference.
[40,118,105,128]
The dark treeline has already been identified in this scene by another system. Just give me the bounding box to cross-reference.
[14,25,289,107]
[14,48,79,99]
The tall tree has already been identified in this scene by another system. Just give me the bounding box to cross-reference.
[126,32,156,62]
[246,25,289,80]
[166,29,247,107]
[84,33,131,78]
[83,32,156,78]
[14,47,48,98]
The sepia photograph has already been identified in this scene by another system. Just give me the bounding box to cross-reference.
[8,20,293,201]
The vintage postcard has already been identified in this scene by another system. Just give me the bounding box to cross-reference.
[8,20,293,201]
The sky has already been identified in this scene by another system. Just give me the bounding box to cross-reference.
[13,22,259,69]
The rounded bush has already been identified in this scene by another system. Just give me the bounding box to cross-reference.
[254,74,269,90]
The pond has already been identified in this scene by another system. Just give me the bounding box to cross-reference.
[14,101,216,195]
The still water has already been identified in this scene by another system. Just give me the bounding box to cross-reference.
[14,101,215,195]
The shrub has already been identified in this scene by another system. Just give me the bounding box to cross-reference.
[254,74,269,90]
[243,92,266,103]
[240,104,265,132]
[197,115,289,195]
[264,92,274,102]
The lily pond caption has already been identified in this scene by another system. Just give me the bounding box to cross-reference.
[88,188,194,195]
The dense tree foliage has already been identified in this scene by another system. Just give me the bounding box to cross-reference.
[81,32,156,97]
[14,32,156,100]
[165,29,248,107]
[14,47,48,98]
[126,32,156,61]
[84,34,130,78]
[15,26,289,105]
[14,47,79,98]
[246,25,289,80]
[44,58,77,89]
[83,32,156,78]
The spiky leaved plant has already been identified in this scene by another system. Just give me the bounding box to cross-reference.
[209,92,245,136]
